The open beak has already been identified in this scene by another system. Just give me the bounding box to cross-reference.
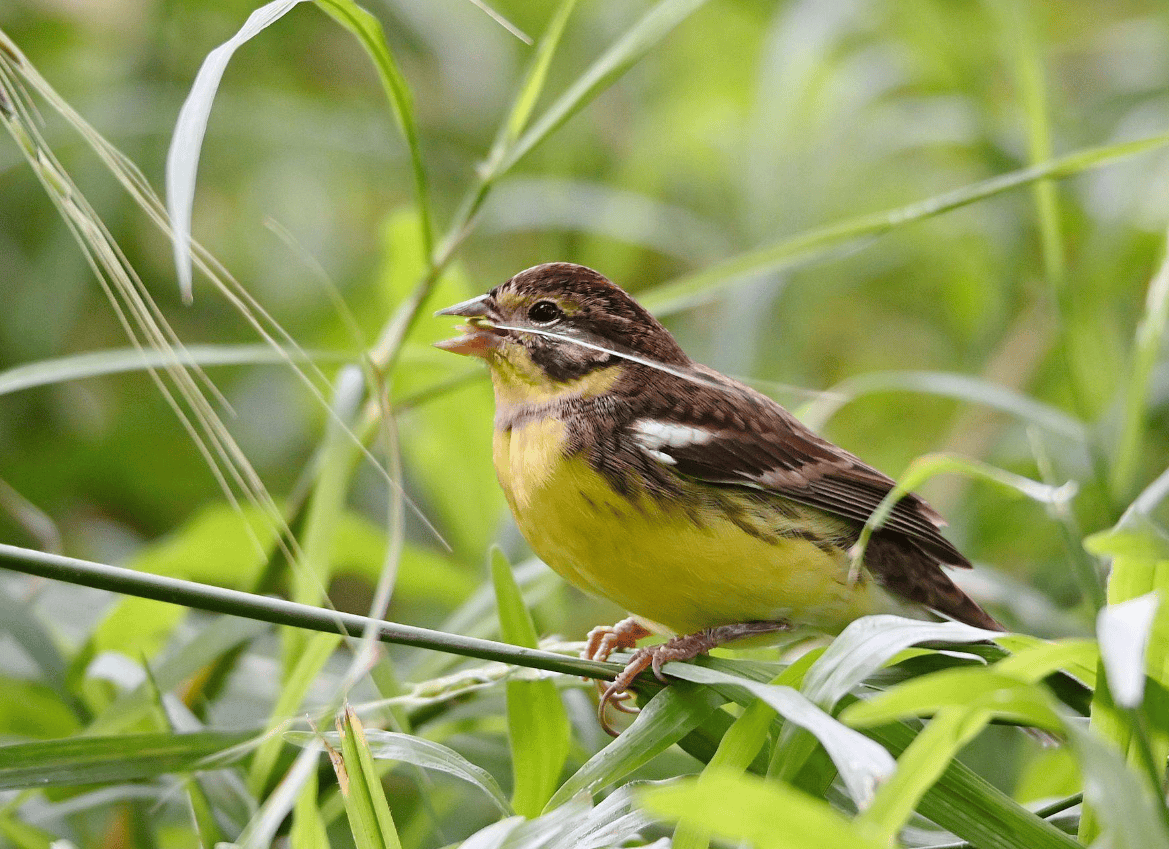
[434,294,503,358]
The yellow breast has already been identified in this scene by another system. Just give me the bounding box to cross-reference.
[492,415,912,636]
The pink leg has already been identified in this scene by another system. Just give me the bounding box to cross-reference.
[598,620,791,736]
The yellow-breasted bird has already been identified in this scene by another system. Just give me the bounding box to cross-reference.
[436,262,1001,729]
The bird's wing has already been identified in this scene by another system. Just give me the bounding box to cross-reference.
[626,367,971,567]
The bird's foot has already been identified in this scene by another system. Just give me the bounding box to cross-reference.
[582,617,653,666]
[597,620,791,736]
[583,618,653,724]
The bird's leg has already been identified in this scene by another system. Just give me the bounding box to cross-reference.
[598,620,791,736]
[583,617,653,665]
[582,618,653,721]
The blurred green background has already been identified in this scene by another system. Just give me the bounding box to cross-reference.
[2,0,1169,846]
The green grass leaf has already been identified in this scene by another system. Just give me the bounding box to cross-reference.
[641,131,1169,315]
[860,706,1014,844]
[1068,723,1169,849]
[801,616,1003,708]
[334,705,403,849]
[290,764,330,849]
[662,661,894,808]
[0,730,255,789]
[165,0,303,299]
[491,547,570,817]
[640,770,886,849]
[993,637,1098,688]
[314,0,432,258]
[0,344,337,397]
[1097,592,1160,708]
[840,668,1064,731]
[493,0,580,151]
[865,722,1080,849]
[496,0,710,175]
[249,632,343,795]
[544,682,724,811]
[287,728,512,815]
[167,0,432,298]
[798,369,1088,442]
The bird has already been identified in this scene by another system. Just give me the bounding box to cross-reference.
[435,262,1001,731]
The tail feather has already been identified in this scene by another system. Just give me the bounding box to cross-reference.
[866,533,1003,631]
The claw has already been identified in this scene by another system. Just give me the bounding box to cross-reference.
[592,619,793,736]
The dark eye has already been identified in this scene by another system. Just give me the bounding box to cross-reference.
[527,300,563,324]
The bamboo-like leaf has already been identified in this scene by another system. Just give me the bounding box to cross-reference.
[1097,592,1160,709]
[640,770,886,849]
[335,705,403,849]
[0,730,254,789]
[313,0,431,257]
[249,632,343,795]
[840,669,1064,731]
[491,547,570,817]
[286,729,512,815]
[494,0,580,151]
[672,653,822,849]
[1067,724,1169,849]
[861,707,1012,845]
[546,784,656,849]
[167,0,431,300]
[165,0,302,300]
[865,722,1080,849]
[544,683,724,811]
[663,662,893,808]
[993,637,1098,688]
[1111,229,1169,494]
[801,616,1002,708]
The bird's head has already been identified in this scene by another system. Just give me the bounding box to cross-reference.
[436,263,689,393]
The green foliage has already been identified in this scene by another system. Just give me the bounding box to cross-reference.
[2,0,1169,847]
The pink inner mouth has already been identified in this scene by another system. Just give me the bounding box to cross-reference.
[434,322,503,358]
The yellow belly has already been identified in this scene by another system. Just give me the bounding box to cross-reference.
[493,418,912,636]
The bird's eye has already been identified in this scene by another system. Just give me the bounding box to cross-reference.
[527,300,563,324]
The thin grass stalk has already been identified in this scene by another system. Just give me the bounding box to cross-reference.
[0,543,618,680]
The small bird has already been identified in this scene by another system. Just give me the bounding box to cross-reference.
[436,262,1000,729]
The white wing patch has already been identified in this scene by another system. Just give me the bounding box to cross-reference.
[630,419,716,466]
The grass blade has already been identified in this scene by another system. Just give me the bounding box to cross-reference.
[642,132,1169,315]
[866,722,1080,849]
[0,730,254,789]
[314,0,432,259]
[287,729,512,815]
[801,616,1002,708]
[334,705,403,849]
[492,0,579,152]
[497,0,710,175]
[798,369,1087,441]
[1069,723,1169,849]
[1097,593,1160,708]
[663,662,894,808]
[544,683,723,811]
[840,669,1064,731]
[491,548,570,816]
[0,344,337,397]
[165,0,303,300]
[639,770,886,849]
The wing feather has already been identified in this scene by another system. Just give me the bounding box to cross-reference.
[624,366,971,568]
